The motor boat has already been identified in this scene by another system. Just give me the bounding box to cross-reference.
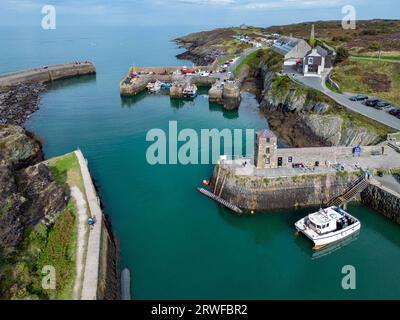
[295,206,361,249]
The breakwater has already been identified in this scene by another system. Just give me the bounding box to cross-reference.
[0,62,96,88]
[120,65,241,109]
[75,150,120,300]
[0,62,96,126]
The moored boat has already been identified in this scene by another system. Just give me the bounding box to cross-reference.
[182,84,198,99]
[147,80,162,93]
[295,206,361,249]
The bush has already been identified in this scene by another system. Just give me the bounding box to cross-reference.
[335,47,350,64]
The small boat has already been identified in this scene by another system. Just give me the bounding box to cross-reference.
[182,84,198,99]
[147,80,162,93]
[295,206,361,249]
[161,83,172,89]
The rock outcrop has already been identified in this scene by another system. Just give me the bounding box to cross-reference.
[0,125,67,255]
[0,83,47,126]
[259,64,390,147]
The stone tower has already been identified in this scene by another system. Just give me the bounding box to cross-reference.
[254,130,278,169]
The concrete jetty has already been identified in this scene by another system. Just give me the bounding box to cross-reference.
[120,65,242,109]
[0,62,96,88]
[75,150,120,300]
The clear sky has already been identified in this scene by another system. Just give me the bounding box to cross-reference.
[0,0,398,27]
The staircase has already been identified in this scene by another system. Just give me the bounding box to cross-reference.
[327,176,370,207]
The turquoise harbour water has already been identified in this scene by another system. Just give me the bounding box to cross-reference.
[2,27,400,299]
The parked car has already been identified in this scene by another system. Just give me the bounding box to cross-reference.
[389,108,400,116]
[365,99,380,107]
[350,95,368,101]
[389,108,400,119]
[374,101,392,110]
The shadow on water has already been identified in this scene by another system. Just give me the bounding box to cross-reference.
[353,203,400,249]
[170,98,196,109]
[215,205,307,246]
[47,74,96,90]
[208,102,239,119]
[120,91,148,108]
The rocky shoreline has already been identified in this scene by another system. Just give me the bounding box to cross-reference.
[0,83,47,126]
[0,64,120,300]
[0,125,67,255]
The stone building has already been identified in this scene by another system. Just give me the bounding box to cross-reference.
[254,129,379,169]
[303,46,333,77]
[271,36,312,66]
[254,130,278,168]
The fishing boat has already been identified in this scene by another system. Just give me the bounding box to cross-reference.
[146,80,162,93]
[295,206,361,249]
[182,84,198,99]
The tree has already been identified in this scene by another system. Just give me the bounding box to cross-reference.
[335,47,350,64]
[309,36,316,47]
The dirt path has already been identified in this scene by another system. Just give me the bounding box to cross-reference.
[71,186,89,300]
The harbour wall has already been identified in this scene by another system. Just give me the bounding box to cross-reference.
[210,164,361,212]
[361,183,400,224]
[75,150,120,300]
[0,62,96,88]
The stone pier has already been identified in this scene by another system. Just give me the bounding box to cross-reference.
[0,62,96,88]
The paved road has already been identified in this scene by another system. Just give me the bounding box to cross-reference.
[288,73,400,131]
[76,149,103,300]
[350,56,400,64]
[374,175,400,195]
[229,46,268,74]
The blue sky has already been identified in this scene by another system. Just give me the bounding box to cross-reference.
[0,0,398,27]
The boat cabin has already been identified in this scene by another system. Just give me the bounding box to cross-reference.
[307,207,344,235]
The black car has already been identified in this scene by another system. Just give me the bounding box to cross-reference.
[389,108,400,119]
[389,108,400,116]
[365,99,380,107]
[350,95,368,101]
[374,101,392,110]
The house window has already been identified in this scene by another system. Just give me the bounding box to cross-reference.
[288,156,293,163]
[308,57,314,64]
[265,158,270,165]
[266,148,270,154]
[266,138,270,143]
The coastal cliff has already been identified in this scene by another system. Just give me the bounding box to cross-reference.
[0,125,69,298]
[258,59,391,147]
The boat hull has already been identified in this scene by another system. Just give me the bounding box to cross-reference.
[295,219,361,247]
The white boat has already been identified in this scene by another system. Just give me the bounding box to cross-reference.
[182,84,198,99]
[147,80,162,93]
[295,206,361,249]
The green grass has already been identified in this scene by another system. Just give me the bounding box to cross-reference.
[0,153,83,300]
[332,59,400,105]
[325,80,342,94]
[234,49,283,77]
[234,50,261,76]
[351,54,400,61]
